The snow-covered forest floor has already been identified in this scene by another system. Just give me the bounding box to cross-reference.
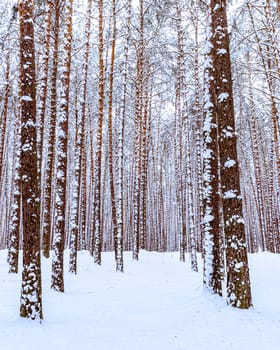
[0,250,279,350]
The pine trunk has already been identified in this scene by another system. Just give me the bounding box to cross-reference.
[93,0,105,265]
[51,0,73,292]
[211,0,252,308]
[19,0,43,320]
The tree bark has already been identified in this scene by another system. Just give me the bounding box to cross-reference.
[211,0,252,308]
[51,0,73,292]
[93,0,105,265]
[19,0,43,320]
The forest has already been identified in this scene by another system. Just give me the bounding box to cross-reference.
[0,0,279,341]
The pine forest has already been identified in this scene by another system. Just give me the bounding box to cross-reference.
[0,0,279,348]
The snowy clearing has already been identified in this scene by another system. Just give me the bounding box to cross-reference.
[0,251,279,350]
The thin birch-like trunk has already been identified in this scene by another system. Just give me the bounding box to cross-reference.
[42,0,60,259]
[93,0,105,265]
[202,2,222,295]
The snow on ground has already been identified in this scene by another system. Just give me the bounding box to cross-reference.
[0,250,279,350]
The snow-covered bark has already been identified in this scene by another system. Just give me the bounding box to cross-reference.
[1,50,13,254]
[18,0,43,320]
[139,74,149,251]
[108,0,118,259]
[37,0,52,145]
[186,123,198,272]
[115,0,132,272]
[0,52,10,185]
[78,0,92,253]
[202,2,222,296]
[7,122,20,274]
[174,0,186,263]
[132,0,145,261]
[37,0,52,247]
[37,0,52,191]
[68,99,80,274]
[93,0,105,265]
[42,0,60,259]
[211,0,252,308]
[51,0,73,292]
[193,16,204,255]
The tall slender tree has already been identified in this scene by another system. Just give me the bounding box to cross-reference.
[132,0,145,260]
[202,0,222,295]
[108,0,118,260]
[93,0,105,265]
[207,0,252,308]
[51,0,73,292]
[7,120,21,274]
[18,0,43,320]
[78,0,93,253]
[42,0,60,259]
[115,0,132,271]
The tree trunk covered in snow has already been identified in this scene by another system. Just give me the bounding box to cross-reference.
[42,0,60,259]
[202,1,222,296]
[132,0,144,261]
[93,0,105,265]
[174,0,186,263]
[115,0,132,271]
[37,0,52,214]
[108,0,118,259]
[37,0,52,245]
[68,90,80,274]
[37,0,52,157]
[51,0,73,292]
[78,0,93,252]
[210,0,252,309]
[139,71,149,251]
[0,52,10,187]
[18,0,43,320]
[193,14,204,255]
[186,120,198,272]
[5,50,20,274]
[8,121,21,274]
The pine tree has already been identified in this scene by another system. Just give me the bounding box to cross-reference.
[77,0,93,254]
[208,0,252,308]
[93,0,105,265]
[18,0,43,320]
[51,0,73,292]
[115,0,132,271]
[7,122,21,274]
[202,0,222,295]
[42,0,60,259]
[132,0,145,260]
[108,0,118,261]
